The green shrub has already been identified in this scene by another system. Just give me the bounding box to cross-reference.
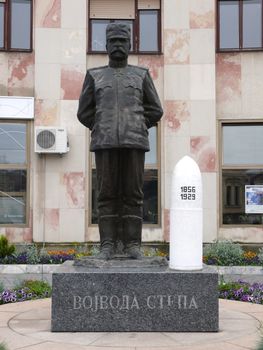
[21,280,51,297]
[0,343,8,350]
[0,281,4,293]
[258,247,263,265]
[256,337,263,350]
[13,244,40,264]
[203,240,244,266]
[0,235,15,259]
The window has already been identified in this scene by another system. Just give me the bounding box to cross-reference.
[217,0,263,51]
[0,121,29,225]
[0,0,33,51]
[91,126,160,225]
[221,122,263,225]
[88,0,161,53]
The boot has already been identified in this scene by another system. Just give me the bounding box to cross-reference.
[122,215,143,259]
[96,215,118,260]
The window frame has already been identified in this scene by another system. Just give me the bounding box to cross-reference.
[87,0,162,54]
[219,119,263,227]
[0,120,30,227]
[217,0,263,52]
[0,0,33,52]
[88,124,161,228]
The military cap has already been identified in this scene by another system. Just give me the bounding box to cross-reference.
[106,23,131,40]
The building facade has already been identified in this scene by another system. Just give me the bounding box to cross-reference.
[0,0,263,244]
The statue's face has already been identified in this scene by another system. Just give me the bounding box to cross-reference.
[106,37,131,61]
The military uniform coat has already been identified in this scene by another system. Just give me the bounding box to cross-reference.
[77,65,163,152]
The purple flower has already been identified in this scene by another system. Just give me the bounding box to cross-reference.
[2,291,10,297]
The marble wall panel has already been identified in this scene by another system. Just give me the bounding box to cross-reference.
[190,136,216,172]
[189,0,215,29]
[35,64,61,99]
[164,65,190,100]
[59,208,85,242]
[164,135,191,174]
[60,64,86,100]
[35,29,61,64]
[0,53,8,95]
[203,208,218,242]
[219,227,263,243]
[164,30,190,65]
[8,53,34,96]
[35,0,61,28]
[35,99,59,126]
[86,55,108,69]
[163,0,189,30]
[190,64,215,100]
[44,172,60,209]
[60,172,85,209]
[190,29,215,64]
[138,55,164,81]
[190,100,216,137]
[142,227,163,242]
[241,53,263,117]
[44,208,60,242]
[59,134,86,172]
[163,208,170,242]
[61,0,86,29]
[61,29,86,65]
[202,173,217,210]
[216,53,242,118]
[60,100,85,135]
[164,100,190,136]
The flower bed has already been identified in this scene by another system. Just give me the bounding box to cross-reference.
[0,280,51,305]
[219,280,263,304]
[203,241,263,266]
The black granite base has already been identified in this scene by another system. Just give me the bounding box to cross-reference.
[51,260,218,332]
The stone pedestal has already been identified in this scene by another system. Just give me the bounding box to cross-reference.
[51,259,218,332]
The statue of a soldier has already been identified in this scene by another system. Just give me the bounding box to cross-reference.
[77,23,163,260]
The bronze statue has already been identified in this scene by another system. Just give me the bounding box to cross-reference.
[77,23,163,260]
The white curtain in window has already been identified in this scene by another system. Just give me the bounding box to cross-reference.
[138,0,160,9]
[90,0,135,19]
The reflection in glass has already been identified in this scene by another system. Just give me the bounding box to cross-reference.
[0,170,27,224]
[219,1,239,49]
[0,123,26,164]
[223,125,263,165]
[145,127,157,165]
[139,10,158,52]
[222,169,263,225]
[91,19,133,51]
[92,169,158,224]
[243,0,262,48]
[11,0,31,50]
[0,4,4,48]
[91,20,110,51]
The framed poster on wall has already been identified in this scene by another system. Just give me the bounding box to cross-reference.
[245,185,263,214]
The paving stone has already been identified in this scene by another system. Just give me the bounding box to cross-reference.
[9,319,50,334]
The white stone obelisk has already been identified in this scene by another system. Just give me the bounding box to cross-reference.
[169,156,203,270]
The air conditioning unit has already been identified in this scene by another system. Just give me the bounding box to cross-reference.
[35,127,69,154]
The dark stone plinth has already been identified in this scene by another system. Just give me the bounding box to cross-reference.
[51,260,218,332]
[73,255,168,268]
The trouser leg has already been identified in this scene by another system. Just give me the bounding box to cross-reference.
[95,150,119,259]
[121,149,145,258]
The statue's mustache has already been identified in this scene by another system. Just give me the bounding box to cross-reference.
[110,47,126,54]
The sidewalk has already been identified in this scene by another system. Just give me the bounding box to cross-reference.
[0,298,262,350]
